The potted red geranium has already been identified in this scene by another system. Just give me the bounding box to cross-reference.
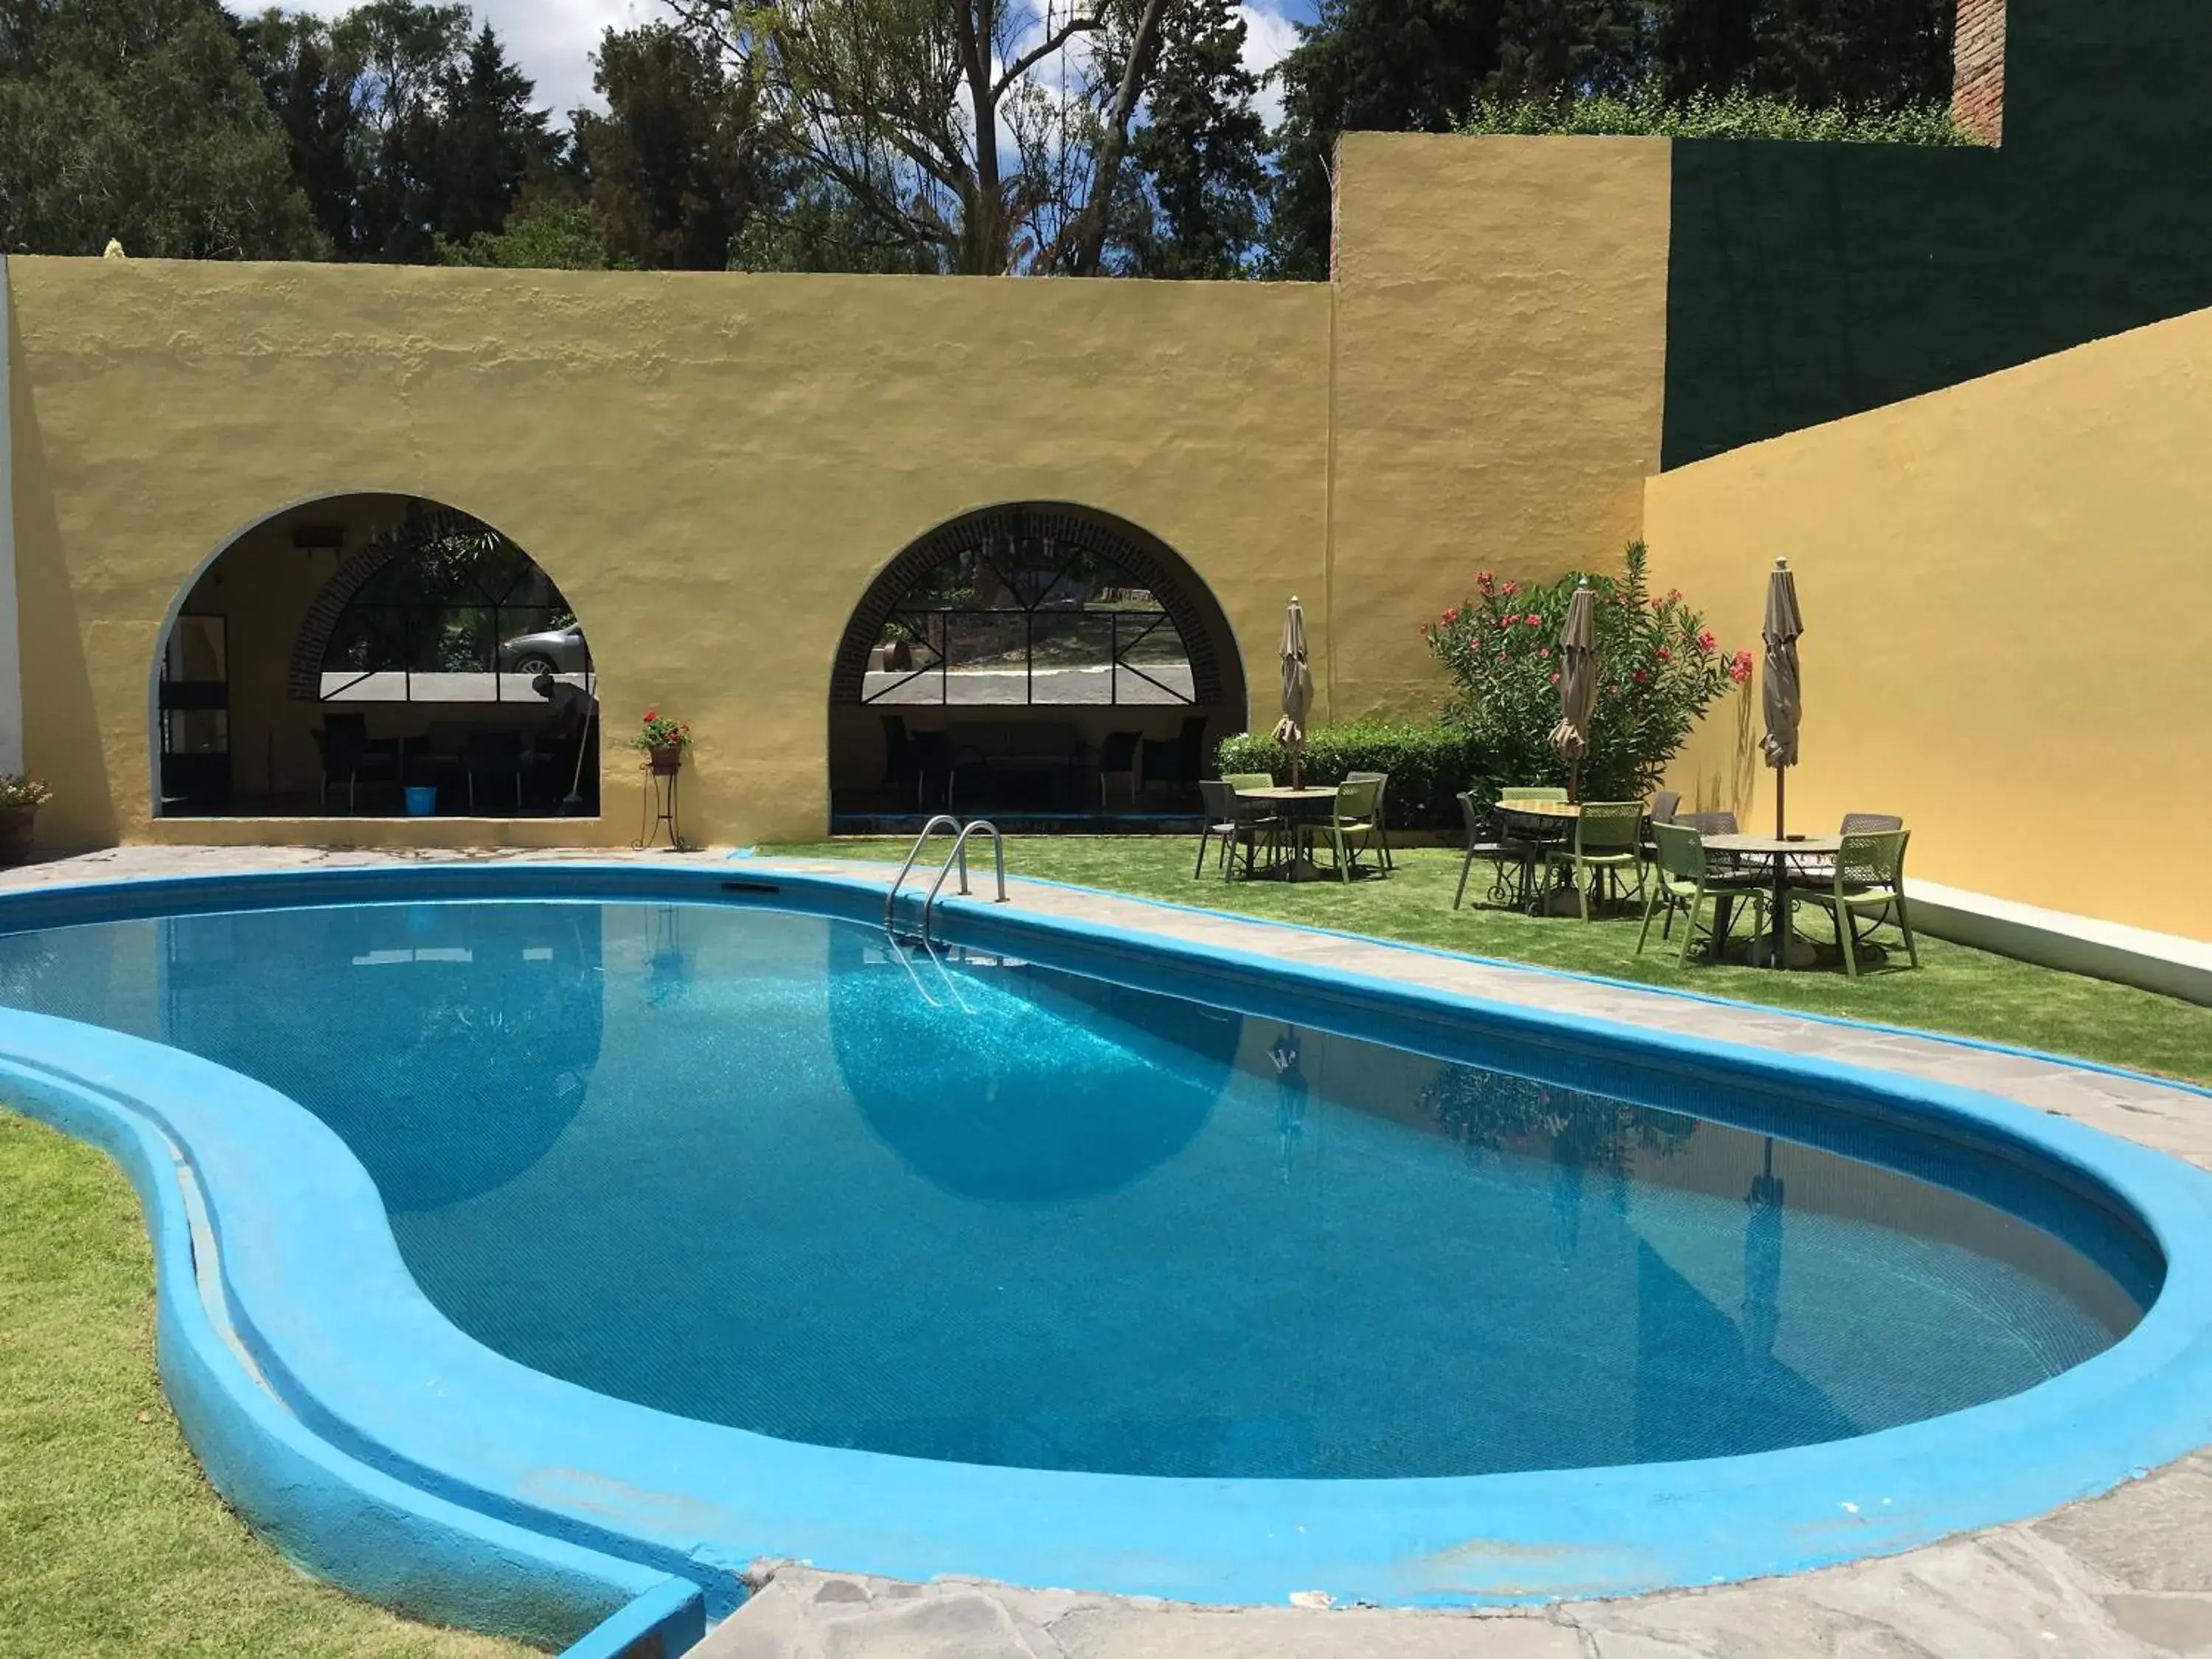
[0,773,53,866]
[629,710,692,775]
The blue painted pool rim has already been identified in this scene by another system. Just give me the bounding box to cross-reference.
[6,860,2212,1643]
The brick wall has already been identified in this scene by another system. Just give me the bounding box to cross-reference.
[1953,0,2006,145]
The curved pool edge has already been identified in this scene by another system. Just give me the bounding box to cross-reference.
[0,1039,704,1658]
[4,859,2212,1621]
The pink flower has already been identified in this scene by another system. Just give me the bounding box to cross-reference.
[1476,570,1495,591]
[1667,588,1683,602]
[1548,671,1560,684]
[1537,646,1551,658]
[1498,616,1513,630]
[1696,630,1717,654]
[1442,606,1459,624]
[1496,653,1507,664]
[1502,580,1520,597]
[1526,613,1543,627]
[1655,647,1671,663]
[1730,650,1754,684]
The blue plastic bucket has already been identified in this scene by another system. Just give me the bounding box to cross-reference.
[404,785,437,817]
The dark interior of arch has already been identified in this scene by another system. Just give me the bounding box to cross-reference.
[828,504,1248,824]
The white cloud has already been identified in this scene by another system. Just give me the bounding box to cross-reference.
[272,0,645,119]
[1237,0,1300,129]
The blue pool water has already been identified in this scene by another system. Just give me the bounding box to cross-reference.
[0,898,2157,1480]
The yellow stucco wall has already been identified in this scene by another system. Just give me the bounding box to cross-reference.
[7,131,1678,850]
[1645,305,2212,940]
[1327,134,1673,718]
[10,264,1332,846]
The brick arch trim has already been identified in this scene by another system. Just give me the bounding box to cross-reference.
[285,504,496,700]
[829,503,1239,707]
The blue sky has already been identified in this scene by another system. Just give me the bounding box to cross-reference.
[272,0,1312,125]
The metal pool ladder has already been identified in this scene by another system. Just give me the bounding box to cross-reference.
[885,815,1007,945]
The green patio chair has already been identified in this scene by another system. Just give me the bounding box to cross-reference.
[1345,771,1394,869]
[1787,828,1920,977]
[1453,790,1531,908]
[1222,772,1274,791]
[1544,800,1645,921]
[1638,821,1756,965]
[1313,776,1382,883]
[1194,779,1279,879]
[1500,786,1568,803]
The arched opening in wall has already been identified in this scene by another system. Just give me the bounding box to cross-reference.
[828,504,1247,827]
[153,493,599,819]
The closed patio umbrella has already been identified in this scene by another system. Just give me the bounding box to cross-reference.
[1551,578,1597,801]
[1272,596,1313,790]
[1761,557,1804,837]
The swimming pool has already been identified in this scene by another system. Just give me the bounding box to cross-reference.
[4,863,2211,1628]
[0,894,2158,1480]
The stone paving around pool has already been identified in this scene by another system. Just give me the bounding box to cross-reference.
[7,844,2211,1658]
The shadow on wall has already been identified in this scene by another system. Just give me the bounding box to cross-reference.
[10,299,115,844]
[1663,0,2212,467]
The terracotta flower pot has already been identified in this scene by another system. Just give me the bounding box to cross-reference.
[0,805,35,866]
[648,745,684,776]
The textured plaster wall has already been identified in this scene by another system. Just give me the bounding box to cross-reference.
[1645,305,2212,940]
[9,261,1331,847]
[7,132,1677,848]
[1329,134,1673,719]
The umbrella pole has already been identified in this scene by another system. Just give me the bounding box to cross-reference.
[1568,759,1580,805]
[1774,768,1785,839]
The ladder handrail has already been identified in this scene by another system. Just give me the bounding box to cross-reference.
[884,814,963,930]
[921,820,1007,941]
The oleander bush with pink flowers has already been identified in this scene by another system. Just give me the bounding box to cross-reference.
[1421,540,1750,807]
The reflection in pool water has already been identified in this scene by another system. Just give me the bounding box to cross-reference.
[0,900,2157,1480]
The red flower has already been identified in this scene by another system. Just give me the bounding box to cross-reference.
[1696,630,1717,654]
[1632,669,1649,684]
[1667,588,1683,602]
[1526,613,1543,627]
[1502,580,1521,597]
[1730,650,1754,684]
[1498,616,1513,630]
[1476,570,1495,590]
[1442,606,1460,624]
[1537,645,1551,658]
[644,709,658,720]
[1656,647,1671,663]
[1495,652,1507,664]
[1548,671,1560,684]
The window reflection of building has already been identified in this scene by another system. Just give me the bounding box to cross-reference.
[156,902,605,1210]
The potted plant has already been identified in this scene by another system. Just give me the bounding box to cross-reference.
[630,709,692,776]
[0,773,53,866]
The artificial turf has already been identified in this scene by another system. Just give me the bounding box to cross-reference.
[0,1109,538,1659]
[770,836,2212,1088]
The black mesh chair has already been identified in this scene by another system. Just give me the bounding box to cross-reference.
[462,729,525,814]
[908,730,953,811]
[314,713,399,812]
[1099,731,1141,808]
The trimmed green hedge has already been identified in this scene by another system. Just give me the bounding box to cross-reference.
[1215,723,1490,832]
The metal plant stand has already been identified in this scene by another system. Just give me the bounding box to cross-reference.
[634,759,690,852]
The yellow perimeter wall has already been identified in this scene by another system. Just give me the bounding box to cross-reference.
[1646,305,2212,940]
[7,133,1672,849]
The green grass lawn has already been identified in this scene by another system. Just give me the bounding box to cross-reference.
[0,1110,536,1659]
[771,837,2212,1087]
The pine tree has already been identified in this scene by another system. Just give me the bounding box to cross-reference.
[1118,0,1270,276]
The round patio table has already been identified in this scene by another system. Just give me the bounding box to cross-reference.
[1702,832,1843,969]
[1233,785,1340,881]
[1492,800,1582,911]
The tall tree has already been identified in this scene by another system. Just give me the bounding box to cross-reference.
[1107,0,1269,276]
[572,24,771,270]
[1265,0,1504,278]
[235,9,364,254]
[431,23,562,245]
[672,0,1170,275]
[0,0,321,257]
